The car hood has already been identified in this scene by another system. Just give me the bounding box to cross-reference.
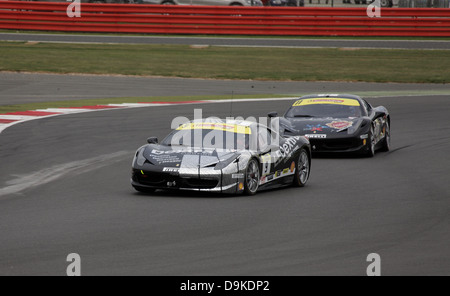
[143,145,239,168]
[281,117,368,137]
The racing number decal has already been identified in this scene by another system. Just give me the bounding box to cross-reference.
[261,154,272,176]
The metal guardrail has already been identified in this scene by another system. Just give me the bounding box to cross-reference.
[399,0,450,7]
[1,1,450,36]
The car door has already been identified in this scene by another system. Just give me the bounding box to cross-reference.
[256,125,290,185]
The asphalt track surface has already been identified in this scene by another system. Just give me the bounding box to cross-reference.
[0,74,449,275]
[2,72,450,105]
[1,33,450,50]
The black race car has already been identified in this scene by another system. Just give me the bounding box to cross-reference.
[131,118,311,195]
[268,94,390,156]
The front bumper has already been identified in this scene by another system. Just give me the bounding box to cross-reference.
[131,167,244,194]
[309,136,368,154]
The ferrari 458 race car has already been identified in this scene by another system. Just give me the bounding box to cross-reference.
[131,119,311,195]
[268,94,390,156]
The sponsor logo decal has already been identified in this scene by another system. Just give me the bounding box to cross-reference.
[176,122,251,135]
[163,167,180,172]
[326,121,353,130]
[232,173,244,179]
[277,136,300,161]
[304,124,328,133]
[151,149,165,155]
[293,98,360,107]
[305,134,327,139]
[260,165,295,185]
[260,176,267,184]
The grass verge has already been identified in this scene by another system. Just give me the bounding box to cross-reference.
[0,41,449,83]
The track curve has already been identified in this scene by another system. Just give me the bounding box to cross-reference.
[0,92,449,275]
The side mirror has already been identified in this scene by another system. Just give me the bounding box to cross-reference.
[267,111,278,118]
[147,137,158,144]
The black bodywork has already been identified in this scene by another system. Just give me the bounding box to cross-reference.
[269,94,390,156]
[131,119,311,195]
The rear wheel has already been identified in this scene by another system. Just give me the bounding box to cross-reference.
[293,148,310,187]
[380,121,391,152]
[244,158,260,195]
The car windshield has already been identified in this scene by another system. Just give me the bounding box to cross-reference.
[161,123,250,150]
[286,98,362,118]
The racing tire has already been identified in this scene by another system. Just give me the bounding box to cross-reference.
[244,158,260,196]
[380,121,391,152]
[133,186,156,194]
[293,148,310,187]
[161,0,175,4]
[366,125,376,158]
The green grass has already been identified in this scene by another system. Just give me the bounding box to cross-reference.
[1,41,450,83]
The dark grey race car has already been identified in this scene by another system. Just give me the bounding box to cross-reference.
[131,119,311,195]
[268,94,390,157]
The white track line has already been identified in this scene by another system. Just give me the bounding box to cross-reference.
[0,115,39,120]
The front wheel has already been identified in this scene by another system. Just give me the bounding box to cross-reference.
[293,148,310,187]
[366,126,376,157]
[244,158,260,195]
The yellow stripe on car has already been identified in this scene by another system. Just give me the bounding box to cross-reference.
[293,98,361,107]
[176,123,252,134]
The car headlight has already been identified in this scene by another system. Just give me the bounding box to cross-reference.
[133,147,147,167]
